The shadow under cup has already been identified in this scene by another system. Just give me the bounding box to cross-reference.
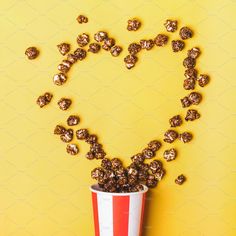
[90,184,148,236]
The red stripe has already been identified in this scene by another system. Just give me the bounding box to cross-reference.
[139,193,146,236]
[113,196,130,236]
[92,192,100,236]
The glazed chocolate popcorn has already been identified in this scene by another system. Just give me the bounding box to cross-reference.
[142,148,155,159]
[124,55,138,69]
[140,39,154,50]
[154,34,168,47]
[175,174,186,185]
[57,43,70,56]
[66,144,79,155]
[77,15,88,24]
[179,27,193,40]
[181,96,192,108]
[76,129,89,140]
[146,174,158,188]
[128,43,142,55]
[58,60,72,73]
[185,109,200,121]
[60,129,73,143]
[148,140,162,152]
[164,130,178,143]
[179,132,193,143]
[183,78,196,90]
[25,47,39,59]
[94,31,108,42]
[163,148,177,162]
[127,18,141,31]
[188,92,202,105]
[164,19,177,32]
[197,74,209,87]
[67,115,80,126]
[101,158,112,170]
[184,68,197,80]
[149,160,162,174]
[131,153,145,165]
[74,48,87,60]
[171,40,185,52]
[110,45,123,57]
[102,38,115,51]
[183,57,196,69]
[54,125,66,135]
[88,43,101,53]
[36,92,52,108]
[53,73,67,86]
[86,134,98,144]
[169,115,182,127]
[188,47,200,59]
[77,33,90,47]
[67,53,78,64]
[57,98,72,110]
[32,14,211,193]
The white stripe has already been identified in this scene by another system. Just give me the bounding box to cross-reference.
[128,194,143,236]
[97,192,113,236]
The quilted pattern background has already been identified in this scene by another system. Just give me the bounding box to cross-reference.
[0,0,236,235]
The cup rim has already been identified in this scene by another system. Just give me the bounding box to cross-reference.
[90,184,148,196]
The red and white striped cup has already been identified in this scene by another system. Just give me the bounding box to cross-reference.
[90,184,148,236]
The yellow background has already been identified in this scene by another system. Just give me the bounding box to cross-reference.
[0,0,236,235]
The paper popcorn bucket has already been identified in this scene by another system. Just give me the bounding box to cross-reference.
[90,184,148,236]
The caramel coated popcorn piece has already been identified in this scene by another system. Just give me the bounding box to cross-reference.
[164,19,177,32]
[179,132,193,143]
[74,48,87,60]
[169,115,182,127]
[188,47,201,59]
[110,45,123,57]
[163,148,177,162]
[183,57,196,69]
[88,43,101,53]
[36,92,52,108]
[183,78,196,90]
[77,15,88,24]
[124,55,138,69]
[67,115,80,126]
[171,40,185,52]
[94,31,108,42]
[185,109,200,121]
[188,92,202,105]
[131,153,145,165]
[127,18,141,31]
[76,129,89,140]
[25,47,39,59]
[57,43,70,56]
[175,174,186,185]
[148,140,162,152]
[140,39,154,50]
[67,53,78,64]
[77,33,90,47]
[58,60,72,73]
[53,73,67,86]
[184,68,197,80]
[102,38,115,51]
[142,148,155,159]
[197,74,210,87]
[57,98,72,110]
[180,96,192,108]
[60,129,73,142]
[149,160,163,174]
[154,34,168,46]
[54,125,66,135]
[164,130,178,143]
[146,174,158,188]
[128,43,141,55]
[86,134,98,144]
[66,143,79,155]
[179,27,193,40]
